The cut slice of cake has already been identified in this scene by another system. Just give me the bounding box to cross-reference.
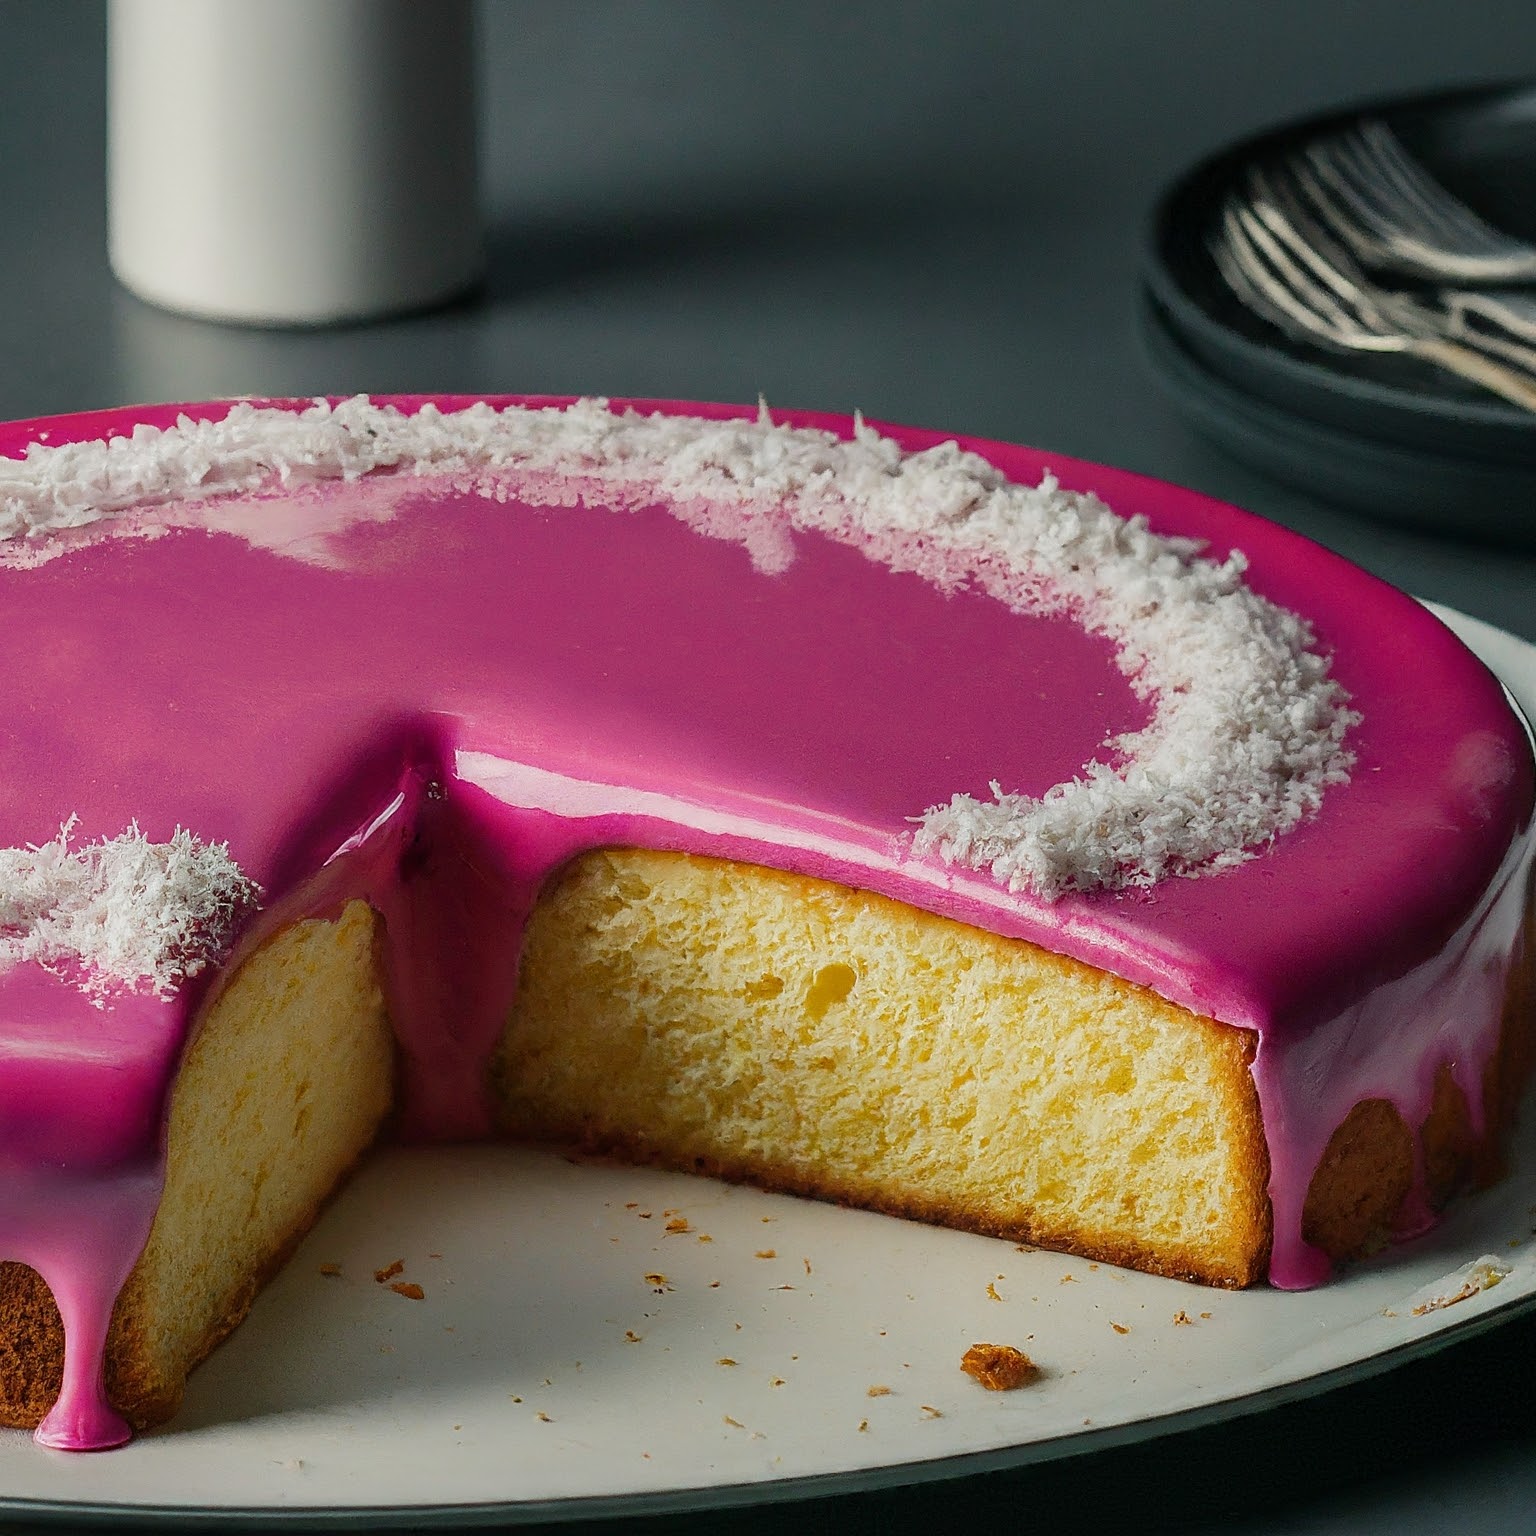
[498,849,1275,1287]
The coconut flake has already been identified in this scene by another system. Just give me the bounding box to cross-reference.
[0,820,260,999]
[1,396,1359,903]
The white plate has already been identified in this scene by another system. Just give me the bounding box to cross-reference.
[1,606,1533,1529]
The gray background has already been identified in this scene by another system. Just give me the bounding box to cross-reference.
[2,2,1535,1532]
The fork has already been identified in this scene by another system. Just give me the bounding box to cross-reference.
[1210,173,1536,412]
[1255,159,1536,378]
[1295,118,1536,284]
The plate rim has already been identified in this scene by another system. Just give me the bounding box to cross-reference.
[0,1283,1532,1532]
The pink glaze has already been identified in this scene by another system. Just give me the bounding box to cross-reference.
[0,396,1532,1446]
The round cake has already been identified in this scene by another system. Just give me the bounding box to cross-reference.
[0,395,1531,1451]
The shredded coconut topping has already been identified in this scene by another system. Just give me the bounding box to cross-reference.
[0,395,1358,910]
[0,820,259,998]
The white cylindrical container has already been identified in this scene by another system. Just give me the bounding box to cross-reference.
[108,0,482,326]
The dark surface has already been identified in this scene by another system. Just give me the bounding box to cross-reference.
[3,2,1536,1532]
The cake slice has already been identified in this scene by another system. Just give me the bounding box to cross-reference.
[498,849,1275,1286]
[0,904,392,1441]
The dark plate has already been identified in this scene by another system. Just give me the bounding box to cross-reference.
[1142,80,1536,535]
[1138,293,1536,549]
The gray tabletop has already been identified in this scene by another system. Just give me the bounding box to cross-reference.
[3,2,1535,1532]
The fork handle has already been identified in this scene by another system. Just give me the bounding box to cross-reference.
[1408,335,1536,413]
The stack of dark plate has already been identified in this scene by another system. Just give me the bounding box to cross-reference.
[1141,82,1536,547]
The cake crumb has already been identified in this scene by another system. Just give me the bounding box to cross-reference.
[717,1357,737,1367]
[624,1330,642,1343]
[1408,1256,1511,1315]
[755,1249,777,1259]
[867,1385,892,1397]
[960,1343,1041,1390]
[804,1257,812,1275]
[723,1415,745,1430]
[858,1419,869,1433]
[921,1405,943,1419]
[536,1411,553,1423]
[390,1282,425,1300]
[665,1217,691,1234]
[643,1272,670,1291]
[1110,1323,1130,1335]
[318,1263,342,1278]
[1060,1273,1076,1284]
[770,1377,786,1387]
[1173,1310,1194,1326]
[374,1259,404,1283]
[986,1282,1003,1302]
[698,1233,714,1243]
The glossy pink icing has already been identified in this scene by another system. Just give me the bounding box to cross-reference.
[0,396,1531,1449]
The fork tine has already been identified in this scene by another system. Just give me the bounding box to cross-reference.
[1296,118,1536,280]
[1209,210,1274,315]
[1336,125,1468,245]
[1210,206,1295,328]
[1245,167,1374,314]
[1232,194,1375,333]
[1303,132,1424,246]
[1353,121,1497,246]
[1215,201,1365,343]
[1234,208,1347,327]
[1282,145,1399,262]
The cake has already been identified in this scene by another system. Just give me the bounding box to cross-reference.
[0,394,1531,1452]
